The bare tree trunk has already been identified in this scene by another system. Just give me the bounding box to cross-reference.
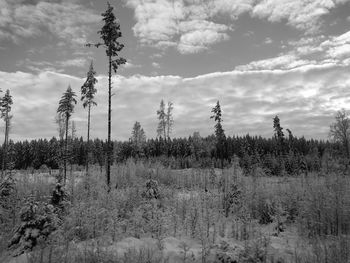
[2,110,9,175]
[86,104,91,176]
[163,123,166,142]
[106,53,112,192]
[64,114,68,185]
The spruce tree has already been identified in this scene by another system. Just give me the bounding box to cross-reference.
[57,85,77,184]
[210,101,226,168]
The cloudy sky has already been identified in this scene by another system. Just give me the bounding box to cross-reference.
[1,0,350,141]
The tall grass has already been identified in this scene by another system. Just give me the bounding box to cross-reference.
[1,160,350,262]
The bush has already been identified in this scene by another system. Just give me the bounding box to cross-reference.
[8,197,60,255]
[258,199,275,225]
[142,179,160,199]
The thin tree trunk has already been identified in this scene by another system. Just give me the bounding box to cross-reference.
[106,53,112,191]
[163,122,166,141]
[64,114,68,185]
[2,110,8,175]
[346,139,350,173]
[86,104,91,176]
[167,122,170,141]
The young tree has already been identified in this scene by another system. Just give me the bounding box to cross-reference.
[131,121,146,157]
[157,100,167,139]
[81,61,98,176]
[166,101,174,139]
[57,85,77,184]
[87,3,126,191]
[1,89,13,174]
[330,109,350,167]
[210,101,226,168]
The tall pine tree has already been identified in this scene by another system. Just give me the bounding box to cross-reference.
[87,3,126,191]
[81,61,98,176]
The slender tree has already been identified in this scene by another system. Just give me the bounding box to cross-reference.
[57,85,77,184]
[87,2,126,191]
[81,61,98,176]
[1,89,13,174]
[157,100,167,139]
[166,101,174,140]
[210,101,226,168]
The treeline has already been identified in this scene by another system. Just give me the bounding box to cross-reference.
[0,134,343,176]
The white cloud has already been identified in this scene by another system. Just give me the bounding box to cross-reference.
[123,61,141,69]
[235,54,316,71]
[264,37,273,44]
[2,62,350,141]
[152,62,160,68]
[125,0,350,53]
[0,0,100,45]
[125,0,232,53]
[58,58,88,68]
[238,30,350,71]
[18,57,89,72]
[327,43,350,58]
[251,0,343,34]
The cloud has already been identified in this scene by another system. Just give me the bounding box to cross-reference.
[125,0,350,53]
[18,57,89,72]
[0,0,100,45]
[264,37,273,44]
[177,20,230,53]
[152,62,160,68]
[1,62,350,141]
[235,54,316,71]
[236,30,350,71]
[125,0,232,53]
[58,58,88,68]
[123,60,141,69]
[251,0,347,34]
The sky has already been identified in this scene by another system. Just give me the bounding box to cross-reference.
[1,0,350,141]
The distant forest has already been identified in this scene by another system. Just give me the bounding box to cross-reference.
[0,130,343,176]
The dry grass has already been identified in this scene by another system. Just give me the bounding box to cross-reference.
[1,161,350,262]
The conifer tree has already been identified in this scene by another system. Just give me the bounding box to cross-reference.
[210,101,226,168]
[57,85,77,184]
[81,61,98,176]
[131,121,146,157]
[87,2,126,191]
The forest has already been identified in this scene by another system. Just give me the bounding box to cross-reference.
[0,116,342,176]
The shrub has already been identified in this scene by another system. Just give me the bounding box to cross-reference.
[8,197,60,255]
[142,179,160,199]
[258,199,275,225]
